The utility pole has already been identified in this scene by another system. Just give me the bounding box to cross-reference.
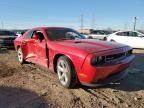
[133,17,137,31]
[81,14,84,33]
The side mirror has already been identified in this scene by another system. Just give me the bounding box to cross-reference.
[32,34,40,40]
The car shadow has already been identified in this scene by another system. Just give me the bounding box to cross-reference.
[78,49,144,92]
[0,86,49,108]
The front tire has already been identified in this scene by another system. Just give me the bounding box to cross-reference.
[57,56,77,88]
[103,37,107,41]
[17,47,25,64]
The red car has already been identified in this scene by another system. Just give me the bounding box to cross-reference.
[14,27,135,88]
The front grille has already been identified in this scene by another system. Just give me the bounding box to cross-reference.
[105,53,125,61]
[91,49,133,66]
[105,49,132,63]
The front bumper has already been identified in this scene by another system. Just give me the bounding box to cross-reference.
[78,55,135,86]
[81,70,128,87]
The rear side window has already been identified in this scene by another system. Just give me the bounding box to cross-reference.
[91,30,111,35]
[91,31,98,34]
[116,32,129,36]
[91,31,105,35]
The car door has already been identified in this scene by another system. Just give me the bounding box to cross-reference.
[32,30,49,68]
[127,31,144,48]
[113,32,129,45]
[21,30,37,62]
[95,31,106,40]
[137,32,144,48]
[90,31,105,39]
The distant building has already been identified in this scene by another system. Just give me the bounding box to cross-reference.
[77,29,91,34]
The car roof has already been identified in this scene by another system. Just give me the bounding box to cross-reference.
[112,30,139,34]
[24,27,73,36]
[115,30,139,32]
[31,27,70,30]
[110,30,144,36]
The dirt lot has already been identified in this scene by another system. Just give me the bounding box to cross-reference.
[0,49,144,108]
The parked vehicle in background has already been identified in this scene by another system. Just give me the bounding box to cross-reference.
[17,30,28,37]
[80,33,89,38]
[12,29,28,37]
[88,30,112,40]
[0,30,17,48]
[16,32,22,37]
[107,31,144,49]
[14,27,134,88]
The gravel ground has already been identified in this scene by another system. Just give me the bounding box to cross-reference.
[0,48,144,108]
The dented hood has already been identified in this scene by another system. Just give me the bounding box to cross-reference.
[56,39,128,53]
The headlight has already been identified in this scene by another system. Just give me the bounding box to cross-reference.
[125,49,133,56]
[128,49,133,55]
[91,56,105,66]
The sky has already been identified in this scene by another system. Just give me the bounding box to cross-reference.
[0,0,144,30]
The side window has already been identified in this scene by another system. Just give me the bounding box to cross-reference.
[33,30,45,40]
[91,31,98,34]
[116,32,122,36]
[116,32,129,36]
[129,32,138,37]
[26,31,34,39]
[91,31,105,35]
[95,31,99,34]
[97,31,105,35]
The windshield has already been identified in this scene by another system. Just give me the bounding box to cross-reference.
[47,28,85,41]
[137,32,144,37]
[0,30,16,36]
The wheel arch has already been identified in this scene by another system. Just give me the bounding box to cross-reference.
[110,39,116,42]
[53,53,74,73]
[16,45,21,51]
[103,37,107,41]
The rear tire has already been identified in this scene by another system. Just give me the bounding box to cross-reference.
[17,47,25,64]
[56,56,77,88]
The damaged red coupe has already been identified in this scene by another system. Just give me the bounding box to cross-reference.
[14,27,135,88]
